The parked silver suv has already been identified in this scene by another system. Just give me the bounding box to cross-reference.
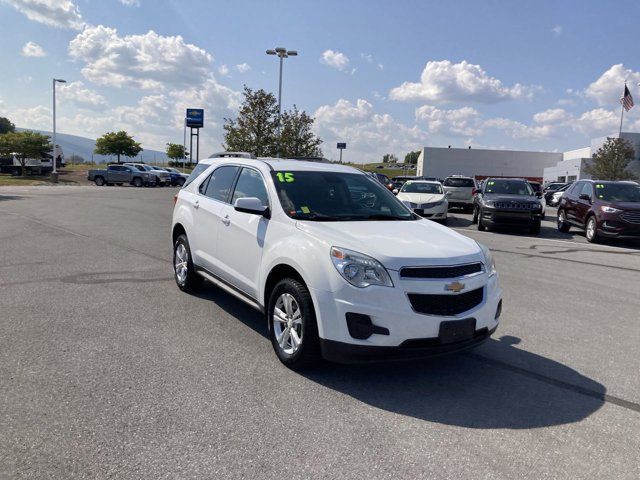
[442,176,476,211]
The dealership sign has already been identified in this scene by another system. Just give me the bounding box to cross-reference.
[186,109,204,128]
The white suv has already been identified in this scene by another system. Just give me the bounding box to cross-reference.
[171,156,502,369]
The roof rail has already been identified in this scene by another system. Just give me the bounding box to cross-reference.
[208,151,256,159]
[285,156,332,163]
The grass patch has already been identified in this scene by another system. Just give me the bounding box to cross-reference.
[0,174,78,186]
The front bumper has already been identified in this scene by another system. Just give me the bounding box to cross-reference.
[481,207,541,227]
[309,270,502,363]
[320,325,497,363]
[597,212,640,238]
[412,204,447,219]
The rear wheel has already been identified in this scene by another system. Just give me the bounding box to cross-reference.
[94,176,105,186]
[557,209,570,232]
[173,234,203,292]
[268,278,321,370]
[132,177,143,187]
[585,216,599,243]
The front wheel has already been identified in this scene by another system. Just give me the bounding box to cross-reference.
[585,216,599,243]
[268,278,321,370]
[173,234,203,292]
[472,206,479,224]
[529,221,541,235]
[557,209,570,232]
[477,208,486,231]
[94,176,105,186]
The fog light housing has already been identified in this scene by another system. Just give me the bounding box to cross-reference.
[345,313,389,340]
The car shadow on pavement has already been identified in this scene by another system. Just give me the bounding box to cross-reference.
[302,335,606,430]
[193,285,606,429]
[0,194,23,201]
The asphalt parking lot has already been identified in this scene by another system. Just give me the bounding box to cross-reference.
[1,186,639,479]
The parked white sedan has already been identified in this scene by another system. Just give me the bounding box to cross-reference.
[396,180,449,223]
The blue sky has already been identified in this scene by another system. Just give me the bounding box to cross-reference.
[2,0,640,162]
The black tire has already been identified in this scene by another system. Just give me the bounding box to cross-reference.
[557,208,570,233]
[472,206,479,224]
[173,234,203,292]
[529,221,541,235]
[268,278,321,370]
[132,177,143,188]
[585,216,600,243]
[477,208,486,231]
[94,176,105,186]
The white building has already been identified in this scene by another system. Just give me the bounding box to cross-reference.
[415,132,640,184]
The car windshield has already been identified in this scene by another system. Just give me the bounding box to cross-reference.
[271,171,415,221]
[546,184,563,191]
[401,182,443,194]
[594,183,640,202]
[443,178,475,187]
[485,180,534,196]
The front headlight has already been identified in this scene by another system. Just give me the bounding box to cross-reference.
[477,242,497,277]
[330,247,394,288]
[600,206,621,213]
[533,202,543,210]
[482,199,494,207]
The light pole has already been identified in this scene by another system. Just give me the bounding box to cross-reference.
[266,47,297,157]
[52,78,66,182]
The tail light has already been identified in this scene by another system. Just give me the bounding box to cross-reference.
[472,188,477,196]
[173,193,178,205]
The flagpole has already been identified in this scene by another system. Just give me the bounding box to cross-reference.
[619,81,626,136]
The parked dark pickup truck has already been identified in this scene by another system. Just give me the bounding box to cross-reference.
[87,164,156,187]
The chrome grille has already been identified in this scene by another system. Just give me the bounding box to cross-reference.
[494,202,537,210]
[621,211,640,224]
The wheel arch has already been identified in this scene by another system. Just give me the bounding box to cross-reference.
[172,222,187,244]
[263,263,311,331]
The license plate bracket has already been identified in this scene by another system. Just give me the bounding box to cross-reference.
[438,318,476,344]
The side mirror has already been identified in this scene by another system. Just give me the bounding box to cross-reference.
[234,197,270,218]
[578,193,591,202]
[392,189,399,195]
[535,191,543,199]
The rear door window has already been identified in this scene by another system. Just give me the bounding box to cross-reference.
[204,166,240,203]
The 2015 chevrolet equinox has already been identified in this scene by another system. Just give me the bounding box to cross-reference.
[171,155,503,369]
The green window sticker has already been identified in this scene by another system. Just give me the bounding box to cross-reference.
[596,184,604,189]
[488,181,495,185]
[276,172,295,183]
[301,206,310,214]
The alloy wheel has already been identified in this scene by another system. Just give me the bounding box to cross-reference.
[174,243,188,284]
[272,293,303,356]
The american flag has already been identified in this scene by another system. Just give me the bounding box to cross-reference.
[621,85,634,111]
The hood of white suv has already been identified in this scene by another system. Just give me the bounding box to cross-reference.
[296,219,482,271]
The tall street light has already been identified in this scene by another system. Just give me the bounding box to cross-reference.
[266,47,297,157]
[52,78,66,182]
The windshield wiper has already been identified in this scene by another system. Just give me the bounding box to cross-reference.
[355,214,413,221]
[293,213,344,221]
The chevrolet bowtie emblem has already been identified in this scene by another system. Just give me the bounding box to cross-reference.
[444,281,465,293]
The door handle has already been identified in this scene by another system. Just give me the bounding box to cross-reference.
[222,215,230,226]
[193,200,199,209]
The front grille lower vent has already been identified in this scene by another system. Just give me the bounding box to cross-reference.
[621,211,640,224]
[408,287,484,316]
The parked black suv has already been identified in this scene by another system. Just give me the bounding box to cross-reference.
[472,178,544,233]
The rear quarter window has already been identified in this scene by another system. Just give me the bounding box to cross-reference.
[183,163,211,188]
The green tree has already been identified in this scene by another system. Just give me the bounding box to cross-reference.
[404,150,420,165]
[382,153,398,163]
[166,143,187,162]
[0,130,51,177]
[279,105,323,158]
[585,137,637,181]
[223,86,280,157]
[0,117,15,135]
[94,131,142,163]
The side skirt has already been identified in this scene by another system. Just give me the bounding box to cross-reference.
[195,266,265,314]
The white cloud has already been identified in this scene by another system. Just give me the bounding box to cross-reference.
[235,62,251,73]
[1,0,85,30]
[415,105,481,137]
[483,117,554,140]
[583,64,640,106]
[572,108,620,137]
[552,26,563,36]
[57,81,106,110]
[7,105,52,130]
[320,49,350,71]
[119,0,140,6]
[359,53,383,70]
[218,64,229,76]
[532,108,572,125]
[68,25,214,89]
[389,60,536,104]
[314,98,425,163]
[21,41,46,57]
